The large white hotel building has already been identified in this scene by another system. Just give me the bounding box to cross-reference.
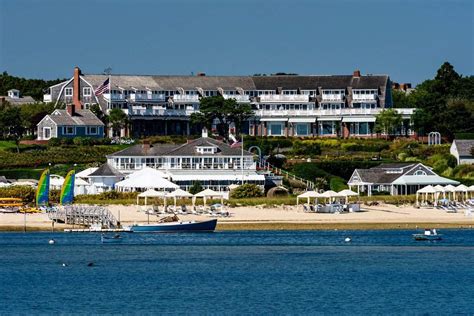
[43,67,414,138]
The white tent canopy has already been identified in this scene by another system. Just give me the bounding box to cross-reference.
[128,167,170,179]
[193,189,225,206]
[338,189,359,204]
[116,168,178,192]
[296,191,323,205]
[416,185,438,206]
[168,189,194,209]
[417,185,437,194]
[136,189,169,205]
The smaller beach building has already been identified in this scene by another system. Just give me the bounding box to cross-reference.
[37,106,104,140]
[450,140,474,165]
[348,163,459,196]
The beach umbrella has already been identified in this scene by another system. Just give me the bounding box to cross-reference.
[416,185,436,206]
[444,184,457,201]
[320,190,343,203]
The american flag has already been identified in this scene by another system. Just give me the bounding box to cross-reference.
[230,140,242,148]
[94,78,110,96]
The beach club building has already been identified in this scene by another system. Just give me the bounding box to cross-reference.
[450,140,474,165]
[348,163,459,196]
[43,67,414,138]
[82,130,265,192]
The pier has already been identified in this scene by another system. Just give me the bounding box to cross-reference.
[48,205,118,228]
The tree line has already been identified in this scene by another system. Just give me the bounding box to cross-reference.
[0,71,65,100]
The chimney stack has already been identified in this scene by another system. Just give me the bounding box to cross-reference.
[202,128,208,138]
[66,104,75,116]
[142,140,151,153]
[353,70,361,77]
[73,66,82,112]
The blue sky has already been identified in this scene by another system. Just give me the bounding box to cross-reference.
[0,0,472,84]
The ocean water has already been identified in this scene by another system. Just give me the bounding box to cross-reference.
[1,230,473,315]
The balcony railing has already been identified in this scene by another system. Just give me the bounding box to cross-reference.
[255,108,381,117]
[103,93,126,101]
[352,94,378,101]
[172,95,200,102]
[43,94,52,103]
[321,94,345,102]
[129,107,197,116]
[129,93,166,102]
[259,95,310,102]
[223,94,250,102]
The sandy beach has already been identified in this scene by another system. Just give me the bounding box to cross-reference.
[1,204,473,231]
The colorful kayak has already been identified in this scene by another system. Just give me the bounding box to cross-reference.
[127,219,217,233]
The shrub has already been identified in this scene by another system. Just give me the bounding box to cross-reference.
[47,138,61,147]
[0,185,35,204]
[329,176,348,192]
[230,184,263,199]
[291,140,321,156]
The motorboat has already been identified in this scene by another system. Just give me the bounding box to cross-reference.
[125,218,217,233]
[412,229,442,241]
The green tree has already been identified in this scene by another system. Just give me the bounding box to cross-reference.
[374,109,402,139]
[190,96,253,140]
[90,104,108,125]
[0,106,25,152]
[0,71,65,100]
[189,181,203,195]
[392,90,414,108]
[20,102,55,135]
[107,108,128,137]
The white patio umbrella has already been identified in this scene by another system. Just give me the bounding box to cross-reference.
[193,189,224,207]
[416,185,436,206]
[338,189,359,204]
[168,188,193,209]
[137,189,168,206]
[296,190,323,205]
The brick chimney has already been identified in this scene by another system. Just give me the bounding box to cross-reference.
[66,104,75,116]
[353,70,361,77]
[73,66,82,111]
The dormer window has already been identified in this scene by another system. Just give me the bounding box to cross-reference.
[196,146,218,154]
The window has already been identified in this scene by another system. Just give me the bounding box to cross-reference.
[87,126,98,135]
[295,124,309,136]
[269,123,283,136]
[65,88,73,96]
[414,170,427,176]
[83,87,91,96]
[63,126,74,135]
[84,103,90,109]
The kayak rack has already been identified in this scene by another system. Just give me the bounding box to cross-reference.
[48,205,118,228]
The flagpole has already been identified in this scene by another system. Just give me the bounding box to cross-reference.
[241,133,244,185]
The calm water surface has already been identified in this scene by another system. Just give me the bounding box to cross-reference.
[1,230,473,315]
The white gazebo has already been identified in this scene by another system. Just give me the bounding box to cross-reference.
[320,190,343,203]
[296,191,323,205]
[469,185,474,199]
[137,189,169,206]
[454,184,469,201]
[443,184,457,201]
[416,185,437,206]
[115,168,179,192]
[193,189,225,207]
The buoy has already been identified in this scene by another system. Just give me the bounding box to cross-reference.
[48,239,55,245]
[345,237,352,243]
[87,262,94,267]
[62,263,67,267]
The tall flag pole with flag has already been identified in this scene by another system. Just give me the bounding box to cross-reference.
[95,76,111,110]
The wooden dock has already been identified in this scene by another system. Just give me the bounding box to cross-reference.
[64,228,127,233]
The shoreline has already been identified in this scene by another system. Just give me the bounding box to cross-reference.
[1,221,473,232]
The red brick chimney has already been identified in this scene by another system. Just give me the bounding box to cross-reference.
[66,104,75,116]
[73,66,82,111]
[353,70,361,77]
[142,140,151,153]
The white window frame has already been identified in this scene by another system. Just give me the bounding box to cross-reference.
[43,127,52,140]
[63,126,75,135]
[87,126,98,135]
[83,87,91,96]
[65,88,73,96]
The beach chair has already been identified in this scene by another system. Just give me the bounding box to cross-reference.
[303,204,310,212]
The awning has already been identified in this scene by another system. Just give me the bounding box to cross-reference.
[317,117,341,121]
[171,174,265,181]
[260,118,288,122]
[342,117,376,123]
[288,118,316,123]
[392,175,459,186]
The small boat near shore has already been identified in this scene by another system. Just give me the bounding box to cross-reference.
[101,233,122,243]
[413,229,442,241]
[125,217,217,233]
